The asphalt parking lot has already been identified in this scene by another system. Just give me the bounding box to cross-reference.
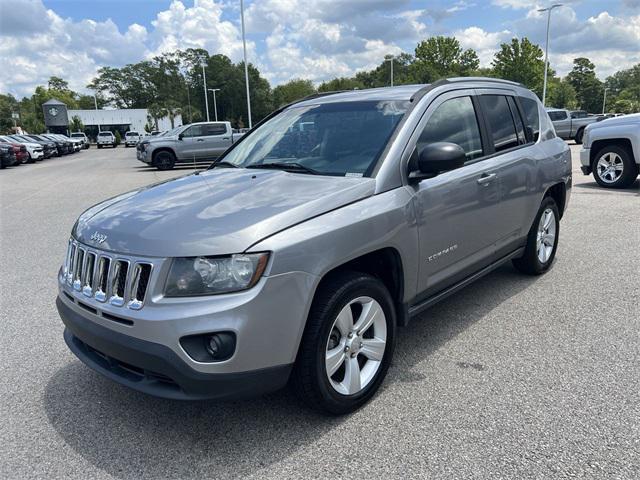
[0,145,638,479]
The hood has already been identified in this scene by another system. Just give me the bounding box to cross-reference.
[589,113,640,130]
[73,168,375,257]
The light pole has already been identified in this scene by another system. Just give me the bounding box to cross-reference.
[240,0,252,129]
[602,87,609,114]
[539,4,562,106]
[201,61,210,122]
[386,55,394,87]
[208,88,220,121]
[93,94,101,133]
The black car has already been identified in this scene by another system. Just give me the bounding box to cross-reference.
[42,134,74,155]
[0,143,18,168]
[28,134,68,156]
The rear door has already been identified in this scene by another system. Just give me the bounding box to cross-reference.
[200,123,232,158]
[475,91,539,256]
[549,110,571,138]
[410,90,503,299]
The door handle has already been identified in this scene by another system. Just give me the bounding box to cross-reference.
[222,137,230,140]
[196,138,205,142]
[477,173,497,186]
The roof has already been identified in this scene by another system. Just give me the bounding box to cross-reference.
[43,98,66,106]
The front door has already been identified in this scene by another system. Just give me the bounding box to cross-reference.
[410,91,503,299]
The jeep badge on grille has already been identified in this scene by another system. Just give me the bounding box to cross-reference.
[90,231,108,244]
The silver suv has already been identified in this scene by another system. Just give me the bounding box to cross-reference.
[57,78,571,414]
[137,121,243,170]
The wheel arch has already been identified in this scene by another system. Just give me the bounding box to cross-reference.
[543,182,567,219]
[151,146,176,162]
[314,247,408,327]
[590,138,635,166]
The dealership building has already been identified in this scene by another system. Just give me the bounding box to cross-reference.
[43,98,181,139]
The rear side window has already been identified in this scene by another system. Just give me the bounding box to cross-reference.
[478,95,519,152]
[506,97,527,145]
[418,96,483,160]
[547,111,567,121]
[203,124,227,136]
[520,97,541,142]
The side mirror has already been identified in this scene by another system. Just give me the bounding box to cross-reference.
[410,142,466,181]
[178,133,184,140]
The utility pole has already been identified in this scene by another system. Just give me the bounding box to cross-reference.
[93,94,101,133]
[208,89,220,121]
[201,61,210,122]
[386,55,394,87]
[539,4,563,106]
[602,88,609,114]
[240,0,252,128]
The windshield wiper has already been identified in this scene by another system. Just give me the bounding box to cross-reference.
[246,162,321,175]
[210,160,239,169]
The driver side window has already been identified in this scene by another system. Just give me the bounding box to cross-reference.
[418,96,484,161]
[181,125,203,138]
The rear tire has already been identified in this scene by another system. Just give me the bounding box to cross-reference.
[574,128,584,145]
[592,144,638,189]
[26,153,35,164]
[292,272,396,415]
[153,150,176,170]
[97,144,102,149]
[513,197,559,275]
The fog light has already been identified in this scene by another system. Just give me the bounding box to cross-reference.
[180,331,236,362]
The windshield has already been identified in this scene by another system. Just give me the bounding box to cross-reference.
[98,132,112,137]
[71,133,84,137]
[126,132,139,136]
[218,100,408,177]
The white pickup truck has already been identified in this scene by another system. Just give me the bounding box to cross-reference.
[580,114,640,188]
[136,121,245,170]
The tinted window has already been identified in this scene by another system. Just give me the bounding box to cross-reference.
[418,96,483,160]
[203,124,227,136]
[571,111,587,119]
[520,97,540,142]
[507,97,527,145]
[548,111,568,121]
[479,95,519,152]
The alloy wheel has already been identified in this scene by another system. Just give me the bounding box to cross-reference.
[325,296,387,395]
[536,208,556,263]
[596,152,624,184]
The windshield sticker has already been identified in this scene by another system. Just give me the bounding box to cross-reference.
[345,172,363,178]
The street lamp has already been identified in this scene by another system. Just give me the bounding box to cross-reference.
[602,87,609,114]
[385,55,394,87]
[201,60,210,122]
[208,88,221,121]
[240,0,252,129]
[538,4,562,106]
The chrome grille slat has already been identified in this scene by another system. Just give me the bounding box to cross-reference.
[62,239,153,310]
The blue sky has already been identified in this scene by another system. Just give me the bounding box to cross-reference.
[2,0,639,97]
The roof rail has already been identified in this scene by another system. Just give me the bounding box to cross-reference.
[445,76,524,87]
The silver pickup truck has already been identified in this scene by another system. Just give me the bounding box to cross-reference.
[546,108,601,144]
[137,121,244,170]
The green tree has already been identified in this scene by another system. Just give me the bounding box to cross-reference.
[355,53,417,88]
[547,79,577,109]
[69,115,84,132]
[566,57,604,113]
[272,79,316,107]
[412,36,479,82]
[47,76,71,92]
[318,77,365,92]
[604,63,640,112]
[491,37,547,97]
[0,93,19,133]
[114,130,122,146]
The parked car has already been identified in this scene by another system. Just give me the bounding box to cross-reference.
[0,139,28,165]
[97,131,116,148]
[15,135,57,158]
[49,134,82,152]
[70,132,90,149]
[37,134,72,155]
[57,79,571,414]
[137,121,245,170]
[124,131,141,147]
[580,113,640,188]
[0,135,43,163]
[546,108,601,144]
[0,143,18,168]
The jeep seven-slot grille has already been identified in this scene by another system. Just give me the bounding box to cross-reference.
[63,239,153,310]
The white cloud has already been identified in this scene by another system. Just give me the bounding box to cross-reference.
[454,27,512,66]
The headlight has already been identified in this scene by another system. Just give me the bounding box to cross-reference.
[164,253,269,297]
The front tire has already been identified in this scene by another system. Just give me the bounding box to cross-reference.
[513,197,559,275]
[574,128,584,145]
[153,150,176,170]
[592,145,638,188]
[292,272,396,415]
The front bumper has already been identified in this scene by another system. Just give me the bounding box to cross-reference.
[59,297,292,400]
[580,147,592,174]
[137,148,151,163]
